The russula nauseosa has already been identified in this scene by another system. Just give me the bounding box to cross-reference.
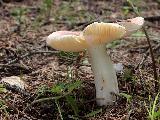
[47,31,87,52]
[46,17,144,106]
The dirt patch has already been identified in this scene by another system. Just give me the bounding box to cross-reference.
[0,0,160,120]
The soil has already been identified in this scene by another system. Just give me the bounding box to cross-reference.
[0,0,160,120]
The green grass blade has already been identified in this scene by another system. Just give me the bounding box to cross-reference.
[65,95,79,116]
[55,100,64,120]
[85,109,102,118]
[151,93,159,119]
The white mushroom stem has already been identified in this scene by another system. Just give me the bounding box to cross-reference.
[88,44,119,106]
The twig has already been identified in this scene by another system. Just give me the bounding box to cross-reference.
[0,63,29,69]
[0,63,31,75]
[142,29,158,84]
[55,100,64,120]
[23,91,71,112]
[127,0,159,92]
[144,16,160,22]
[6,50,58,65]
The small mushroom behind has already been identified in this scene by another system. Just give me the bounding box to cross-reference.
[118,17,144,36]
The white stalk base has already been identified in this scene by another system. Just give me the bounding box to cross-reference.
[88,44,119,106]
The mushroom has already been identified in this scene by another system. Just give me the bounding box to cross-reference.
[117,17,144,36]
[46,17,144,106]
[82,23,126,106]
[47,31,87,52]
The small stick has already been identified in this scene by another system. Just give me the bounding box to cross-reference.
[6,50,58,65]
[23,91,71,112]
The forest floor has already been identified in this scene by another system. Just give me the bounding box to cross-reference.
[0,0,160,120]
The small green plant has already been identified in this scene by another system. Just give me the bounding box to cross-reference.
[123,68,135,81]
[68,108,102,119]
[119,93,133,118]
[52,1,95,28]
[106,40,124,49]
[11,7,27,33]
[31,0,53,28]
[50,80,82,119]
[122,0,140,16]
[50,80,103,119]
[41,0,53,23]
[0,85,8,118]
[84,109,102,118]
[120,93,132,104]
[58,51,79,64]
[59,51,79,59]
[122,6,132,15]
[131,31,145,37]
[43,0,53,10]
[65,95,79,116]
[0,84,7,93]
[36,85,49,99]
[50,80,82,94]
[145,93,160,120]
[0,100,9,119]
[27,78,103,119]
[33,0,54,27]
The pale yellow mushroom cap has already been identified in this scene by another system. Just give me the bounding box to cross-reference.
[47,17,144,52]
[47,31,87,52]
[83,22,126,45]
